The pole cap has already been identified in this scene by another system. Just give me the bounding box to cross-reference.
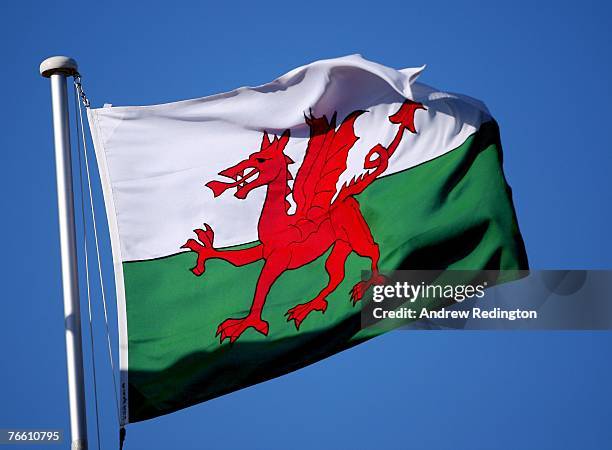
[40,56,78,78]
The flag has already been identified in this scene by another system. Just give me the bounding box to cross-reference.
[88,55,528,424]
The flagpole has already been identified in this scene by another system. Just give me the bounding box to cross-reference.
[40,56,88,450]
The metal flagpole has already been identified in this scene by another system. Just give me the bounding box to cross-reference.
[40,56,88,450]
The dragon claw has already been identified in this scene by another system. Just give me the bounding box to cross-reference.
[216,315,269,344]
[203,223,215,243]
[285,297,328,330]
[194,223,215,247]
[182,225,217,277]
[350,274,388,305]
[350,283,365,305]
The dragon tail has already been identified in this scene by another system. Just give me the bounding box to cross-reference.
[333,100,426,204]
[334,144,390,204]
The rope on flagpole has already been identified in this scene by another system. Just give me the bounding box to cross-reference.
[73,74,123,446]
[73,79,102,450]
[74,75,121,422]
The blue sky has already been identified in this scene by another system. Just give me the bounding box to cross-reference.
[1,1,611,449]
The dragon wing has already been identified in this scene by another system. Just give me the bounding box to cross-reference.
[293,110,365,220]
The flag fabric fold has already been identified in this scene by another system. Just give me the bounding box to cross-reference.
[88,55,527,424]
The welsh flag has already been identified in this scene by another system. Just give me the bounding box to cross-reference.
[88,55,527,424]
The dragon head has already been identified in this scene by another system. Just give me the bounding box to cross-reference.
[206,130,293,199]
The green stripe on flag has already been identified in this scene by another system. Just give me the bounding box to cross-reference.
[123,120,527,422]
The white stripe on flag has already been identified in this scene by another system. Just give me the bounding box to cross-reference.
[89,55,489,262]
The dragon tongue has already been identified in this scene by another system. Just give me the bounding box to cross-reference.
[206,180,231,197]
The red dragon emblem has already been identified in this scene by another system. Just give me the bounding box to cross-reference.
[182,100,426,343]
